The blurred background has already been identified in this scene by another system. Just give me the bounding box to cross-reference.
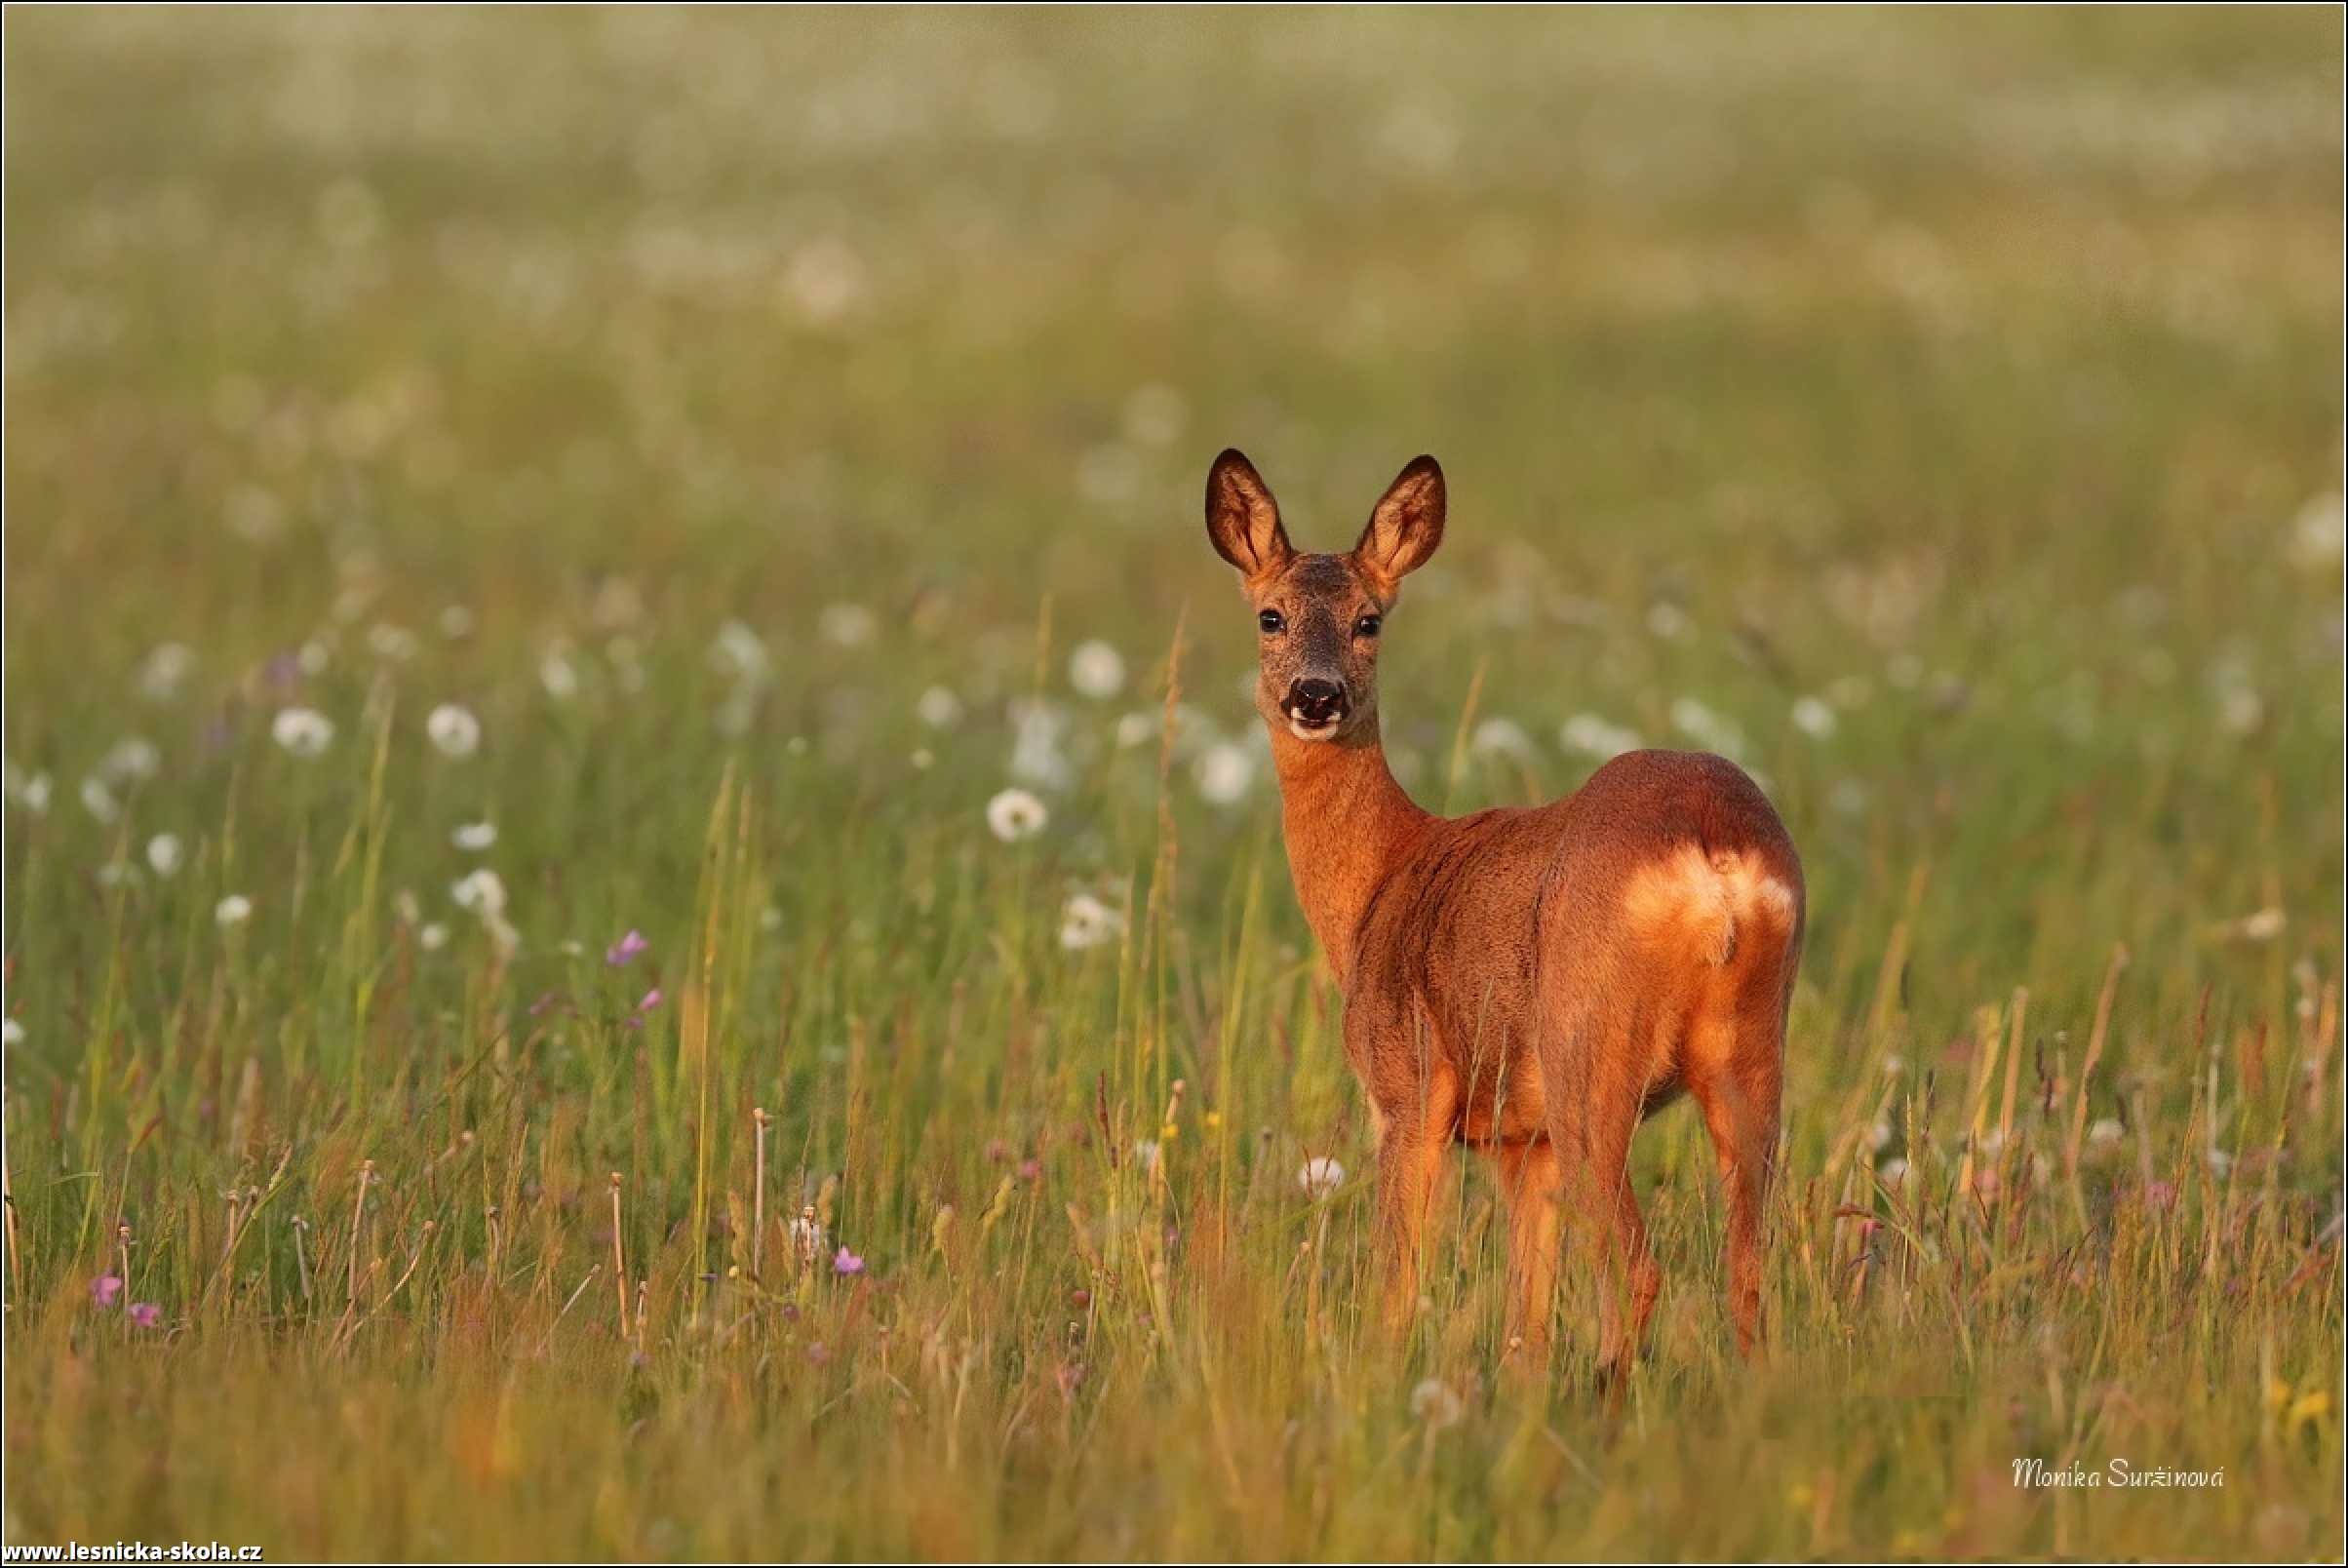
[6,7,2339,1015]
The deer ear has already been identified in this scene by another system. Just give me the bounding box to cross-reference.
[1204,449,1293,582]
[1354,454,1445,591]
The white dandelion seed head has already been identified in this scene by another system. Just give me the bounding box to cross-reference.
[1669,697,1744,759]
[5,764,53,815]
[2087,1117,2124,1149]
[819,603,879,648]
[2235,908,2287,942]
[1069,640,1127,700]
[215,894,254,927]
[709,620,770,681]
[271,707,334,758]
[0,1018,20,1048]
[1008,698,1074,790]
[367,623,419,662]
[97,862,141,890]
[137,642,196,703]
[539,654,581,702]
[1115,711,1159,750]
[1131,1139,1161,1174]
[2206,1148,2234,1178]
[916,685,963,729]
[1193,740,1254,805]
[451,820,498,852]
[986,787,1049,843]
[1058,890,1124,952]
[1560,714,1642,760]
[1881,1055,1906,1079]
[296,640,332,678]
[450,868,508,919]
[100,736,161,783]
[1645,602,1691,641]
[1877,1156,1910,1186]
[1409,1377,1466,1430]
[79,777,121,824]
[417,921,450,952]
[2289,490,2345,568]
[1298,1156,1347,1200]
[1468,717,1536,762]
[145,834,183,878]
[1791,695,1839,740]
[1864,1119,1894,1153]
[438,605,476,640]
[426,703,482,759]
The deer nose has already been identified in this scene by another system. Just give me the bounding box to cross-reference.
[1285,678,1349,725]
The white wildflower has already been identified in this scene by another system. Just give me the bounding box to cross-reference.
[367,623,419,661]
[1059,891,1124,952]
[986,787,1049,843]
[297,640,332,677]
[1409,1377,1465,1430]
[1790,695,1838,740]
[1130,1139,1161,1174]
[2231,908,2286,942]
[438,605,476,640]
[709,620,769,681]
[417,921,450,952]
[1194,740,1254,805]
[539,654,580,702]
[1069,640,1127,700]
[79,777,121,823]
[1864,1119,1894,1153]
[2087,1117,2124,1150]
[451,820,498,852]
[820,604,878,648]
[1299,1156,1347,1200]
[1669,697,1744,757]
[4,764,53,814]
[916,685,963,729]
[1645,602,1691,641]
[1560,714,1641,759]
[100,736,160,783]
[1877,1156,1910,1187]
[1008,698,1073,790]
[1469,718,1536,762]
[272,707,334,758]
[137,642,195,702]
[2290,490,2344,567]
[450,868,508,918]
[426,703,482,759]
[0,1019,20,1047]
[145,834,183,878]
[1115,711,1158,749]
[215,894,254,927]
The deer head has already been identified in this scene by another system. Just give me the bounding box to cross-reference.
[1203,449,1446,745]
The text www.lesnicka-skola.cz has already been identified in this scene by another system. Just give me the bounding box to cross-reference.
[2,1545,262,1562]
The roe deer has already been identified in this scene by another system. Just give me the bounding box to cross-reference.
[1203,449,1804,1373]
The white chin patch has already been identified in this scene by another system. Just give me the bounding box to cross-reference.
[1286,716,1339,742]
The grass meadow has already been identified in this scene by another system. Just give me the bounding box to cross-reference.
[3,7,2343,1560]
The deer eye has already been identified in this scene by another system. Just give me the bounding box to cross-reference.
[1258,608,1286,635]
[1353,613,1382,639]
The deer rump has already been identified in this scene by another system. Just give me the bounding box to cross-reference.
[1348,749,1805,1151]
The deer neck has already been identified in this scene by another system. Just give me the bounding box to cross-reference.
[1267,716,1431,990]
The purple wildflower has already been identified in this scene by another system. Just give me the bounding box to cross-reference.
[637,988,663,1013]
[606,929,649,967]
[127,1303,162,1330]
[91,1274,124,1310]
[833,1245,865,1276]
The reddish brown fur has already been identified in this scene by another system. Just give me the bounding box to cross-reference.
[1205,450,1805,1371]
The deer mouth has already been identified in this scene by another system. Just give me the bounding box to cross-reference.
[1285,714,1342,742]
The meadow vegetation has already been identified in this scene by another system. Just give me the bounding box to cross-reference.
[2,8,2342,1559]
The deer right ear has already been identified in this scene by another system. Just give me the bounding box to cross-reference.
[1204,449,1293,582]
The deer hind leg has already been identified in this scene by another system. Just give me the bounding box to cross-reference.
[1687,980,1786,1360]
[1554,1051,1661,1383]
[1491,1138,1564,1362]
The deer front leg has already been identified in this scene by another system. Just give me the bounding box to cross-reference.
[1355,1015,1459,1338]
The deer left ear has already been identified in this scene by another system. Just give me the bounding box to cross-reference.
[1354,454,1445,592]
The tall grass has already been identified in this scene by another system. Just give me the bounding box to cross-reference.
[4,7,2342,1559]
